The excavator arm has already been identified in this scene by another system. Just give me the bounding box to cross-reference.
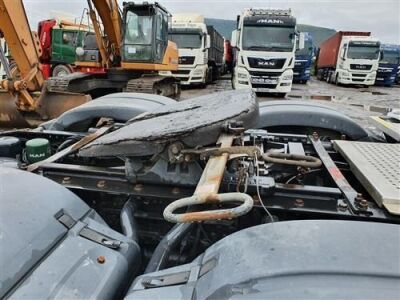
[86,0,122,67]
[0,0,90,128]
[0,0,44,108]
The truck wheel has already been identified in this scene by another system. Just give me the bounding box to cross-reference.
[52,64,72,77]
[231,73,236,90]
[207,67,213,84]
[335,74,340,85]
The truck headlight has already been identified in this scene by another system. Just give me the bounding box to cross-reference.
[238,72,247,79]
[282,74,293,81]
[193,69,204,76]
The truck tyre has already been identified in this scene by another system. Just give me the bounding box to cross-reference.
[231,73,236,90]
[335,74,340,85]
[52,64,73,77]
[207,67,213,84]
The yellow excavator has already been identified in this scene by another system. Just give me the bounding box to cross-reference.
[47,0,180,99]
[0,0,179,128]
[0,0,90,128]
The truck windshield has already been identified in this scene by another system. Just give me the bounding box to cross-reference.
[123,10,154,61]
[380,50,400,64]
[347,43,380,60]
[242,26,295,52]
[124,11,153,45]
[168,33,202,49]
[296,40,313,56]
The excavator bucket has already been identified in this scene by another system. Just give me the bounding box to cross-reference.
[35,87,91,121]
[0,88,90,128]
[0,90,31,128]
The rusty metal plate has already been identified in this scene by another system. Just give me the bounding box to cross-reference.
[79,89,259,157]
[334,141,400,215]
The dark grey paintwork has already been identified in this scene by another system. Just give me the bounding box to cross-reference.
[258,100,369,140]
[0,168,141,299]
[40,92,176,131]
[79,89,259,157]
[126,220,400,300]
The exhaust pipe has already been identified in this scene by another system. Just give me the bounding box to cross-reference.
[120,199,139,244]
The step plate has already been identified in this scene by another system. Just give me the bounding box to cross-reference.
[334,141,400,215]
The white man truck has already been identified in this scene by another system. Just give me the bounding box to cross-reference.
[160,14,224,86]
[316,31,380,86]
[231,9,304,96]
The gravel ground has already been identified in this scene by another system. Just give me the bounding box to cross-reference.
[180,75,399,130]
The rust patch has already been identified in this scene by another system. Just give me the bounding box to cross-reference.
[180,210,235,222]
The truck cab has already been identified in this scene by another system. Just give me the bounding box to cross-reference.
[293,32,314,83]
[375,44,400,87]
[231,8,304,95]
[335,37,380,85]
[160,14,223,86]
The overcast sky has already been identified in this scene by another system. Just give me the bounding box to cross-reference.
[24,0,400,43]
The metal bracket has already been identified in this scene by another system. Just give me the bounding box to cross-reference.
[56,211,122,249]
[310,136,372,215]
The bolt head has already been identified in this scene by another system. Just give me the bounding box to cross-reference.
[295,199,304,207]
[97,256,105,264]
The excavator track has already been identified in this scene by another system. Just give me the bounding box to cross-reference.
[125,75,181,99]
[46,73,91,93]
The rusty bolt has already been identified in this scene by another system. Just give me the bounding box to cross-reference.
[171,187,180,195]
[294,199,304,207]
[359,199,369,209]
[355,194,364,203]
[338,201,348,211]
[97,256,105,264]
[62,176,71,184]
[97,180,106,189]
[134,184,144,192]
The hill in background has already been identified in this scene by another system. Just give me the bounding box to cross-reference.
[205,18,336,47]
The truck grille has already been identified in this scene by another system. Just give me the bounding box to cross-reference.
[178,56,195,65]
[251,83,278,89]
[172,70,191,75]
[248,71,282,77]
[248,57,286,69]
[352,73,367,77]
[350,64,372,71]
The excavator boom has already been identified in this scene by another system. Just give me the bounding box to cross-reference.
[0,0,43,91]
[0,0,90,128]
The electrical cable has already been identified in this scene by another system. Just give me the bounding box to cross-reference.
[254,152,274,223]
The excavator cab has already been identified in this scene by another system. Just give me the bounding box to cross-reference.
[121,2,178,71]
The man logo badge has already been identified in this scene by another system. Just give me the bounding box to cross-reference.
[257,19,284,24]
[258,60,276,66]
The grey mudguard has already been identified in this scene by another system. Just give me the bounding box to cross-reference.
[79,89,259,157]
[41,92,176,131]
[126,220,400,300]
[0,168,140,299]
[258,100,369,140]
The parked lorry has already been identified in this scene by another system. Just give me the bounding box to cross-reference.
[160,14,224,86]
[38,19,89,78]
[293,32,314,83]
[375,44,400,87]
[231,8,304,96]
[316,31,380,86]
